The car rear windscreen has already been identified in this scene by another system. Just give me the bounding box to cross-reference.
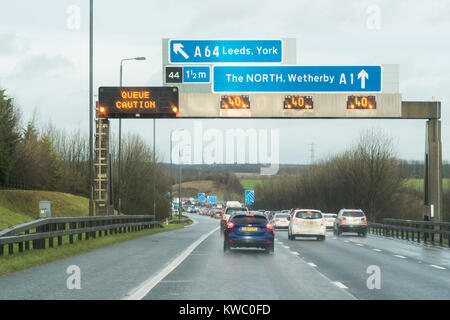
[295,211,322,219]
[343,211,365,217]
[274,214,290,219]
[226,207,247,215]
[232,215,268,225]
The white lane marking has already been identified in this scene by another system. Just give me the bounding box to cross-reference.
[373,249,382,252]
[291,251,300,256]
[333,281,348,289]
[355,243,364,246]
[182,217,197,228]
[122,226,219,300]
[282,245,290,249]
[430,265,446,270]
[393,255,406,259]
[307,262,317,267]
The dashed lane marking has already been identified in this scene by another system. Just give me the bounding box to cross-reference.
[333,281,348,289]
[393,255,406,259]
[430,265,446,270]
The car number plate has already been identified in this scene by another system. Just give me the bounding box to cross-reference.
[242,227,258,231]
[327,219,334,222]
[305,221,315,225]
[351,219,358,223]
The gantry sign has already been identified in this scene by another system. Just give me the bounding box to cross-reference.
[94,38,442,221]
[162,38,402,119]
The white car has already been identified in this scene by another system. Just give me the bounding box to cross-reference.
[271,213,290,229]
[288,209,326,241]
[323,213,337,229]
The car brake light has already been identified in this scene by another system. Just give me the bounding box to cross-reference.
[321,219,325,226]
[222,215,227,221]
[273,219,279,222]
[246,214,254,217]
[362,217,367,222]
[226,222,234,229]
[340,217,346,221]
[266,223,273,231]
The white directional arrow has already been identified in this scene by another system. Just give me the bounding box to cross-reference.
[358,69,369,89]
[173,43,189,60]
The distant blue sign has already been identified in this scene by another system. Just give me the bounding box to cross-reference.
[213,66,382,93]
[198,193,206,203]
[207,196,217,204]
[245,190,255,205]
[173,204,178,210]
[169,39,283,64]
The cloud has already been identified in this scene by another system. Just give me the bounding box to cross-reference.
[0,32,28,55]
[10,54,74,80]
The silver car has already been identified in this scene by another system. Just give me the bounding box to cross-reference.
[323,213,337,229]
[334,209,368,237]
[271,213,291,229]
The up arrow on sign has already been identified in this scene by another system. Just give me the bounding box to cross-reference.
[358,69,369,89]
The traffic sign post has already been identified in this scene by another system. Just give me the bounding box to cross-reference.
[213,66,382,93]
[245,190,255,205]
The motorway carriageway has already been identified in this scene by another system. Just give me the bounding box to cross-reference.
[0,213,448,300]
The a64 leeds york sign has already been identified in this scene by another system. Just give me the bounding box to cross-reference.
[98,87,179,118]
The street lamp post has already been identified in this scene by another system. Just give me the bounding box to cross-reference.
[178,144,190,222]
[178,147,182,222]
[170,129,185,218]
[89,0,93,216]
[118,57,146,216]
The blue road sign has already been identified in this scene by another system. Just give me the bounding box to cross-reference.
[169,39,282,64]
[198,193,206,203]
[173,204,178,210]
[245,190,255,205]
[184,66,210,83]
[213,65,382,93]
[207,196,217,204]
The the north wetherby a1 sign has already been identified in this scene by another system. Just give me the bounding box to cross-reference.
[169,39,283,64]
[213,65,382,93]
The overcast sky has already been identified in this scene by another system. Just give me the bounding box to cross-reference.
[0,0,449,164]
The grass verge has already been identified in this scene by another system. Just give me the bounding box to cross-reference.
[240,178,263,190]
[0,219,192,277]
